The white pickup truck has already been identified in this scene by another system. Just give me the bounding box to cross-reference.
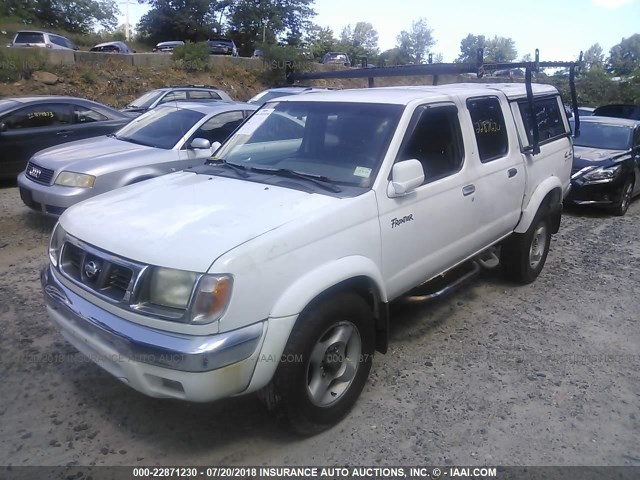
[42,83,572,434]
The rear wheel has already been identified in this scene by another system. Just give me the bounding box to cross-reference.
[612,178,633,216]
[261,292,374,436]
[501,208,552,284]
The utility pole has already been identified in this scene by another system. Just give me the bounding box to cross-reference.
[119,0,132,41]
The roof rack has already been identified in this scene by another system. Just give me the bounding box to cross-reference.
[286,49,583,154]
[167,84,220,89]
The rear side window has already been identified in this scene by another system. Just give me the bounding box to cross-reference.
[3,104,73,129]
[518,96,567,144]
[188,91,222,100]
[467,97,509,163]
[74,105,108,123]
[49,35,66,47]
[14,32,45,44]
[161,91,188,103]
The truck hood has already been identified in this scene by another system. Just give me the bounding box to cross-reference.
[59,171,339,272]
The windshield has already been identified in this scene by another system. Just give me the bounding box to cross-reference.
[572,121,633,150]
[115,107,204,149]
[126,90,164,109]
[213,101,404,188]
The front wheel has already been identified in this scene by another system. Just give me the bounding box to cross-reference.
[260,292,374,435]
[501,210,552,284]
[612,178,633,216]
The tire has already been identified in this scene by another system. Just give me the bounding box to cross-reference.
[612,178,633,217]
[261,292,374,436]
[501,208,552,284]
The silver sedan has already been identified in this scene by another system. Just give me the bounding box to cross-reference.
[17,102,257,216]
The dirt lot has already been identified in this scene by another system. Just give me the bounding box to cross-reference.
[0,183,639,468]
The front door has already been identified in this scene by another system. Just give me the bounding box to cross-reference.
[377,103,480,300]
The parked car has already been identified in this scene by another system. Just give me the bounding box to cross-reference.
[120,86,234,115]
[321,51,351,66]
[248,86,336,106]
[592,104,640,121]
[42,83,571,434]
[152,41,184,52]
[568,115,640,216]
[17,102,256,216]
[207,38,238,56]
[90,41,134,54]
[0,97,133,181]
[578,106,595,116]
[8,30,78,50]
[252,49,264,58]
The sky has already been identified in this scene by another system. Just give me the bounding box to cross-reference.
[119,0,639,62]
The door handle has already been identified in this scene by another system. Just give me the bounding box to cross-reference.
[462,184,475,196]
[508,168,518,178]
[564,151,572,159]
[56,130,73,136]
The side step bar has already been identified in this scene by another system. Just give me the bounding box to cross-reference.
[400,261,482,304]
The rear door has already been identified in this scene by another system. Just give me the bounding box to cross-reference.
[465,96,526,245]
[69,104,126,140]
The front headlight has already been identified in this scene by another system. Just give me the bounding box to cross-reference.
[149,267,199,310]
[582,165,621,182]
[54,171,96,188]
[48,223,66,267]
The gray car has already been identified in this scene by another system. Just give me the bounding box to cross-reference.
[9,30,78,50]
[17,102,257,216]
[120,86,234,116]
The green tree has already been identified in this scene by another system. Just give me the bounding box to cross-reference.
[456,34,486,63]
[607,34,640,76]
[226,0,315,55]
[379,47,412,66]
[456,34,517,63]
[337,22,379,64]
[396,18,435,64]
[1,0,119,33]
[583,43,604,71]
[137,0,227,45]
[305,25,338,61]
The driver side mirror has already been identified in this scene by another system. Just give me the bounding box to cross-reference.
[190,138,211,150]
[387,159,424,198]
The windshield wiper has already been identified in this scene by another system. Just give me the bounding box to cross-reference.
[206,158,250,178]
[249,166,342,193]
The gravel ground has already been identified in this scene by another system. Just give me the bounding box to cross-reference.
[0,183,639,468]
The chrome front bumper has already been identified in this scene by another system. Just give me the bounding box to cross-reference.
[41,266,266,401]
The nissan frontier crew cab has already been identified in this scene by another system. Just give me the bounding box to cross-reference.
[42,83,573,435]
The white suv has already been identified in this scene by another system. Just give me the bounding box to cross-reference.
[42,83,572,434]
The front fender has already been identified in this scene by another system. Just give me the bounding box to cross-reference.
[269,255,387,319]
[515,176,562,234]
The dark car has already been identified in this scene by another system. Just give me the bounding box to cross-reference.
[592,104,640,121]
[90,41,134,54]
[0,97,132,181]
[153,41,184,52]
[568,116,640,216]
[206,38,238,56]
[120,85,233,116]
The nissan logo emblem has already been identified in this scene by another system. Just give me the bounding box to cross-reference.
[84,260,101,278]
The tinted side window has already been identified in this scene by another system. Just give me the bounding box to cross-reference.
[188,91,222,100]
[190,111,244,144]
[397,105,464,183]
[519,96,567,144]
[3,104,73,129]
[49,35,66,47]
[14,32,45,44]
[74,105,108,123]
[467,97,509,163]
[161,91,188,103]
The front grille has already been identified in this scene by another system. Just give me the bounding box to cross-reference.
[60,241,135,302]
[25,161,55,185]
